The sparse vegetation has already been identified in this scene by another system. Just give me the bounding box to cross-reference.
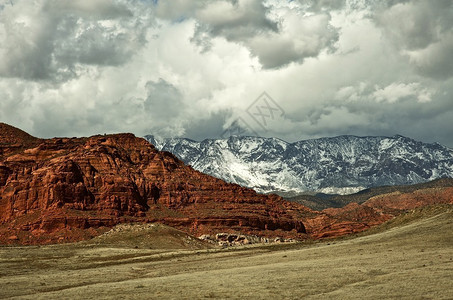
[288,178,453,210]
[1,205,452,299]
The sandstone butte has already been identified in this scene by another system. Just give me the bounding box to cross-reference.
[1,122,452,245]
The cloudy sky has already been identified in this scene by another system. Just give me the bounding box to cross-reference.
[1,0,452,147]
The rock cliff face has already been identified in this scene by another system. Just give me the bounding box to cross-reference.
[0,123,308,244]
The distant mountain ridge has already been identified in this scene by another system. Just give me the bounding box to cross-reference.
[145,134,453,195]
[289,178,453,211]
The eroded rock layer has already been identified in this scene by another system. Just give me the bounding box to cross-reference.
[0,123,309,244]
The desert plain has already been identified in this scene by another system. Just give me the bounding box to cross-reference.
[1,205,452,299]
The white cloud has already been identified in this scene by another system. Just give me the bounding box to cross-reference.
[335,82,433,104]
[375,0,453,79]
[372,83,433,103]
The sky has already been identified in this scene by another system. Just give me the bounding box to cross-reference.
[0,0,452,147]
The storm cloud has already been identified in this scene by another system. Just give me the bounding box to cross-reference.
[0,0,452,147]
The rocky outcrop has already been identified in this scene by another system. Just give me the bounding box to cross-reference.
[198,233,296,247]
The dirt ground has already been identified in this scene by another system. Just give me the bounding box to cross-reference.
[1,208,452,299]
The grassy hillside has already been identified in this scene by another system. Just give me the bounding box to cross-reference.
[287,178,453,210]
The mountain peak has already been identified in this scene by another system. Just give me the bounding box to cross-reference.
[392,134,411,140]
[0,122,38,146]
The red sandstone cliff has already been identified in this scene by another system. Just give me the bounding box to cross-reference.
[0,123,310,244]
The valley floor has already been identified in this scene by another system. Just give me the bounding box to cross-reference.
[1,208,453,299]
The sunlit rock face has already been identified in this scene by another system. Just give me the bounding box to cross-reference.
[0,123,309,244]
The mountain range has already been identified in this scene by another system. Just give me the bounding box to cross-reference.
[145,134,453,195]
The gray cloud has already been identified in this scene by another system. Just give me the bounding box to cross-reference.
[407,34,453,80]
[183,110,233,141]
[246,12,338,68]
[153,0,200,20]
[194,0,279,40]
[0,0,147,83]
[374,0,453,79]
[50,0,133,19]
[144,79,184,120]
[298,0,346,12]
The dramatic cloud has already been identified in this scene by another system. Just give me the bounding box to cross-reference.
[0,0,452,147]
[375,0,453,79]
[0,0,144,82]
[336,82,433,104]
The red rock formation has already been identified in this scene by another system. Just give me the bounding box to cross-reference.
[363,187,453,212]
[313,186,453,238]
[0,123,310,244]
[310,203,393,238]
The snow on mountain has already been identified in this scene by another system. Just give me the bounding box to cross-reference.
[144,134,453,195]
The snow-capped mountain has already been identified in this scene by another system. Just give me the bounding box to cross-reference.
[144,134,453,195]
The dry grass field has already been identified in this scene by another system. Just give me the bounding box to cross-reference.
[1,206,452,299]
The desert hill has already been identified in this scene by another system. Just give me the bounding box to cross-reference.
[289,177,453,210]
